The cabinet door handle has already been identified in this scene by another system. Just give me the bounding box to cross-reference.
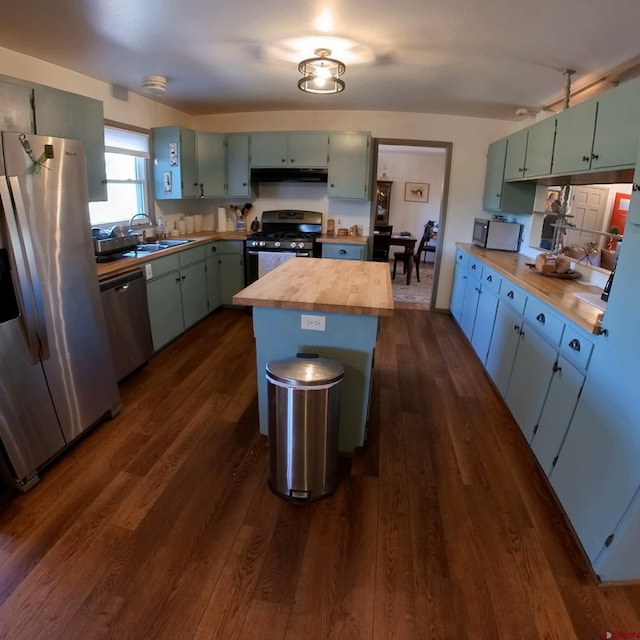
[553,362,562,373]
[591,153,599,161]
[175,277,181,283]
[568,338,581,351]
[181,275,186,281]
[210,246,217,253]
[486,275,492,282]
[582,155,590,162]
[507,290,514,299]
[338,249,347,255]
[633,183,640,191]
[282,158,287,163]
[513,324,520,332]
[471,264,477,270]
[536,312,546,324]
[475,287,481,293]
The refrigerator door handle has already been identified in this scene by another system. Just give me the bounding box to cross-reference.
[1,176,49,362]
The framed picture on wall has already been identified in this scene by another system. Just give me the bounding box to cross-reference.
[404,182,429,202]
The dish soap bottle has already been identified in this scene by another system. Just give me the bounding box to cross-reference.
[156,217,166,239]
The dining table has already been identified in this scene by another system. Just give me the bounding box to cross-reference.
[389,233,417,285]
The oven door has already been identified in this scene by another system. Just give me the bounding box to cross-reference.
[245,248,311,285]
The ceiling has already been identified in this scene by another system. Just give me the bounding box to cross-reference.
[3,0,640,120]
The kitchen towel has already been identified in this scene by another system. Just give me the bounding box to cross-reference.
[217,207,226,232]
[258,252,296,279]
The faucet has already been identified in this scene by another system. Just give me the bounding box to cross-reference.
[128,213,153,243]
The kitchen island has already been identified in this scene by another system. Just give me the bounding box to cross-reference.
[233,257,394,452]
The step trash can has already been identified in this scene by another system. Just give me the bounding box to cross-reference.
[266,353,344,503]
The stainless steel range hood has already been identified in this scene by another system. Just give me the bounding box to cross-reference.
[250,167,328,183]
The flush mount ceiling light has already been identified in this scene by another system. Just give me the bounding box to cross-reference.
[140,75,168,95]
[298,49,345,94]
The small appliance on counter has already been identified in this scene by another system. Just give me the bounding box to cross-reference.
[472,216,523,252]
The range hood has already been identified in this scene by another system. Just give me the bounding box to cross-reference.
[250,167,328,183]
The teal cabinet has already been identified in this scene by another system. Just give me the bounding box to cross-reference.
[484,300,523,396]
[549,227,640,565]
[469,266,501,365]
[180,261,208,328]
[32,86,107,201]
[146,265,184,352]
[552,78,640,176]
[205,243,222,311]
[321,243,365,260]
[152,126,198,200]
[458,258,482,340]
[226,133,251,198]
[327,132,371,200]
[450,248,469,323]
[0,78,34,133]
[482,139,536,214]
[249,132,328,167]
[196,131,226,197]
[216,241,245,305]
[505,118,556,180]
[530,354,584,476]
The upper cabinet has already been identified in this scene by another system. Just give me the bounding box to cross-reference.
[0,78,34,134]
[226,133,251,198]
[504,118,556,180]
[196,131,226,198]
[483,138,536,214]
[249,132,329,167]
[327,132,372,200]
[552,78,640,176]
[152,126,199,200]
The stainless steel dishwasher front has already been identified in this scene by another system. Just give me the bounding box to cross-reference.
[99,268,154,381]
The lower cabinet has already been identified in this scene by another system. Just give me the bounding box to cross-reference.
[321,243,365,260]
[484,300,522,396]
[469,266,501,365]
[216,240,245,305]
[205,244,222,311]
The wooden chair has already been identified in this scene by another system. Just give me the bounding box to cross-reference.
[372,225,393,262]
[392,222,435,282]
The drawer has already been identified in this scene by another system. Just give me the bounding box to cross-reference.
[467,257,483,281]
[323,243,365,260]
[204,242,219,256]
[499,279,527,315]
[523,297,565,346]
[144,253,180,280]
[560,325,594,371]
[217,240,244,254]
[455,248,469,270]
[480,265,501,294]
[179,245,207,267]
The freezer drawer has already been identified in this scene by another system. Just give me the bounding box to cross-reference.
[100,269,154,381]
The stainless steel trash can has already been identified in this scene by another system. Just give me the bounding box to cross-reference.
[266,354,344,502]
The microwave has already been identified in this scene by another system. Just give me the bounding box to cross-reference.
[472,218,523,252]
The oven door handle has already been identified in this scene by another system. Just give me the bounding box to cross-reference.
[247,250,309,257]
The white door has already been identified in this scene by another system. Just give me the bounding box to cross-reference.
[564,185,609,247]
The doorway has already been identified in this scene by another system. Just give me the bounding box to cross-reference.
[371,138,452,311]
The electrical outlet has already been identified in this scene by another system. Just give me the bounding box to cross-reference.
[144,263,153,280]
[301,314,326,331]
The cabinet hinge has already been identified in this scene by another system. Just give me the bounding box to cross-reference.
[604,533,615,548]
[551,455,559,468]
[533,424,538,435]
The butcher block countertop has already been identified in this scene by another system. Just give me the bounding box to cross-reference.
[95,231,248,280]
[233,257,394,316]
[458,243,605,333]
[316,234,368,245]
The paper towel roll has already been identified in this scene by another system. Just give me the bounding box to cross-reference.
[185,216,194,234]
[217,207,226,232]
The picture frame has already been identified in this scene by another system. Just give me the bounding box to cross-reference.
[404,182,429,202]
[545,187,562,212]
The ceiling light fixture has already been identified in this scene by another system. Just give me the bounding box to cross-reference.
[298,49,345,95]
[140,75,168,95]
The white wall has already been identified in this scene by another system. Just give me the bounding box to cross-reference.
[0,46,517,309]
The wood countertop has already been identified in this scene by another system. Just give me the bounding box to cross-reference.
[96,231,249,280]
[458,243,605,334]
[316,234,368,245]
[233,257,394,316]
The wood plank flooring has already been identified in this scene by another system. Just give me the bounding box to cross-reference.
[0,306,639,639]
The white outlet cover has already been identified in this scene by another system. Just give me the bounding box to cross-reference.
[144,263,153,279]
[301,314,326,331]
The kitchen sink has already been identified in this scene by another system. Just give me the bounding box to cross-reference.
[121,238,194,257]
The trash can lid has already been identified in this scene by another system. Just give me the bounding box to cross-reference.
[266,354,344,386]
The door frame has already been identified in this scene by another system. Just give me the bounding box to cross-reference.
[371,138,453,312]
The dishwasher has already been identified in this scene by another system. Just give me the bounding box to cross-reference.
[100,268,154,382]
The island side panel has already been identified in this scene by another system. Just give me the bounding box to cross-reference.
[252,306,379,453]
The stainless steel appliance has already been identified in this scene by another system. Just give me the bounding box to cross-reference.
[472,217,523,251]
[0,131,121,490]
[245,209,322,284]
[100,269,154,381]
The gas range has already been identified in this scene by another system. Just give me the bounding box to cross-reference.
[246,231,317,252]
[246,210,323,252]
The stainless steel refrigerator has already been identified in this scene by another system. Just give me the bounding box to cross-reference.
[0,131,120,490]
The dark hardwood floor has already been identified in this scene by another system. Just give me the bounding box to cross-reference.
[0,307,639,639]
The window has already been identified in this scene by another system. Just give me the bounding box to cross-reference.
[88,126,150,227]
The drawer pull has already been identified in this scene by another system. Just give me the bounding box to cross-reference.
[338,249,347,255]
[582,155,590,162]
[471,264,477,270]
[568,338,581,352]
[507,290,514,299]
[553,362,562,373]
[486,275,493,282]
[210,245,217,253]
[536,313,546,324]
